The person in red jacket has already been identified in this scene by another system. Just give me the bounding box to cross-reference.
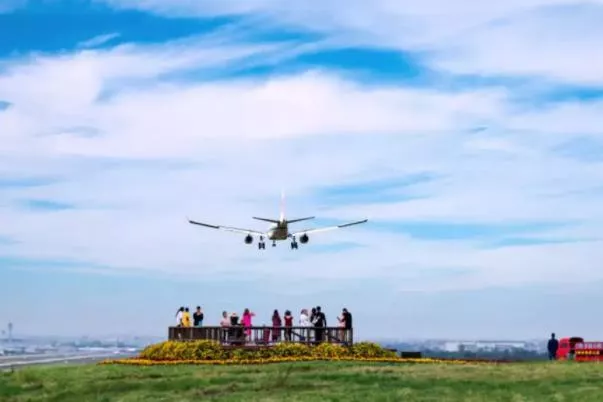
[284,310,293,341]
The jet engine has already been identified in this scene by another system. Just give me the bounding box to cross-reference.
[244,234,253,244]
[300,234,309,244]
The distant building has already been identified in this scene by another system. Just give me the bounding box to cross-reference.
[441,340,528,353]
[443,341,461,352]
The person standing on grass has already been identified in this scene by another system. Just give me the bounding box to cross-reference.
[548,333,559,360]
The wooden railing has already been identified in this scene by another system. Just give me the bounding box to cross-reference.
[168,326,354,346]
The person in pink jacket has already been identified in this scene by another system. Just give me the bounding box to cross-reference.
[242,308,255,341]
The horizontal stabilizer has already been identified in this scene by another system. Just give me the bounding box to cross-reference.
[287,216,315,224]
[252,217,280,224]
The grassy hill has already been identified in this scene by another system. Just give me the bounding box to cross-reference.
[2,361,603,401]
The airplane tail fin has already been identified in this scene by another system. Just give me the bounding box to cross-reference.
[253,190,286,224]
[279,189,285,222]
[287,217,315,224]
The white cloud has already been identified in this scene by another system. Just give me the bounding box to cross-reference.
[101,0,603,84]
[0,33,323,157]
[48,73,509,159]
[426,4,603,85]
[1,3,602,300]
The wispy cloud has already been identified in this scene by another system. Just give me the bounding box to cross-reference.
[313,173,436,206]
[101,0,603,85]
[17,199,76,211]
[78,33,121,49]
[483,237,595,248]
[369,221,572,240]
[0,176,59,188]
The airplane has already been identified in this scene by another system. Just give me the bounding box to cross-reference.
[187,191,367,250]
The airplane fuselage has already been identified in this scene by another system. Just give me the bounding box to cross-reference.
[267,221,289,240]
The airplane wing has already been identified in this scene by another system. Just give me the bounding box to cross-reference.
[290,219,368,237]
[188,219,267,237]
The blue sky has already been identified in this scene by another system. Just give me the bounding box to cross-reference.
[1,0,603,341]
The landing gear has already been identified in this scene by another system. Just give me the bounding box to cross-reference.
[258,236,266,249]
[290,236,298,249]
[272,240,276,247]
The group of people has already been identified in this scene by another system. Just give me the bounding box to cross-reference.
[175,306,204,328]
[175,305,353,344]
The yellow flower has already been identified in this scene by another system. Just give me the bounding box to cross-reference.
[99,355,495,367]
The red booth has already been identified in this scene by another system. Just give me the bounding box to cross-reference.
[574,341,603,362]
[556,337,584,360]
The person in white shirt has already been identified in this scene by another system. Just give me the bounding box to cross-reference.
[299,309,310,342]
[175,307,184,327]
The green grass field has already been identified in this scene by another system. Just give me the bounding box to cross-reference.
[2,361,603,401]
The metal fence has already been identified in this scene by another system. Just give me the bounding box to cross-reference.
[168,326,353,346]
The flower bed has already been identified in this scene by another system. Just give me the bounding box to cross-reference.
[138,341,395,361]
[99,356,475,366]
[98,341,496,366]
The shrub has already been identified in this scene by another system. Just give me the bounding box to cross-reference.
[310,343,348,358]
[351,342,397,358]
[138,340,397,362]
[271,343,311,357]
[139,340,227,361]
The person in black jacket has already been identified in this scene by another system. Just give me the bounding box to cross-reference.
[193,306,204,327]
[313,306,327,343]
[342,308,352,329]
[548,333,559,360]
[341,308,352,343]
